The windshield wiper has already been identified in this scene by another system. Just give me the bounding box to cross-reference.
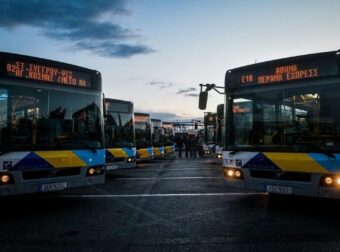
[57,141,97,153]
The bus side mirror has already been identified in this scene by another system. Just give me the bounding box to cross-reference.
[199,91,208,110]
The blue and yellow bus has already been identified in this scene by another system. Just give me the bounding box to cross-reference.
[151,118,165,158]
[201,50,340,198]
[215,104,224,162]
[105,98,136,170]
[203,112,217,156]
[0,52,105,196]
[134,112,154,160]
[162,122,176,155]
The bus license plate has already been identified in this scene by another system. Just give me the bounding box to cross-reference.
[40,182,67,192]
[107,165,118,170]
[266,185,293,195]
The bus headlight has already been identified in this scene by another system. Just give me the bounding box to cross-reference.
[227,170,234,177]
[216,154,222,159]
[0,173,14,185]
[320,174,340,187]
[127,157,135,163]
[223,168,243,180]
[87,166,104,176]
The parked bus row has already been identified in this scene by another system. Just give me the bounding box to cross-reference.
[105,105,176,172]
[200,50,340,199]
[0,52,175,196]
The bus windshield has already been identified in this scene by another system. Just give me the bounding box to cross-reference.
[152,121,163,147]
[105,111,134,148]
[163,127,174,145]
[135,122,152,148]
[231,82,340,152]
[0,85,103,152]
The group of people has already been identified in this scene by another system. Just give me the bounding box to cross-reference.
[176,133,204,158]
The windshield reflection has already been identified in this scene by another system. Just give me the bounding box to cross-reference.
[0,86,103,151]
[105,111,135,148]
[231,83,340,152]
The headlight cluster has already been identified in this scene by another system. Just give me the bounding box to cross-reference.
[86,166,105,176]
[320,174,340,187]
[223,168,243,179]
[0,173,14,185]
[127,157,136,163]
[216,154,223,159]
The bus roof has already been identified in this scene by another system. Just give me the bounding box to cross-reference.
[0,51,101,90]
[105,98,133,106]
[151,118,161,122]
[225,50,340,90]
[134,112,150,117]
[0,51,99,74]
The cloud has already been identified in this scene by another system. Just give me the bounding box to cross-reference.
[73,41,155,58]
[184,93,199,97]
[176,87,198,97]
[149,112,181,121]
[176,87,197,94]
[0,0,154,58]
[149,81,175,89]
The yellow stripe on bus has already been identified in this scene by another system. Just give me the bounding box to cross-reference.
[263,152,328,173]
[107,148,128,158]
[154,148,162,156]
[137,149,151,159]
[165,146,174,153]
[35,151,86,168]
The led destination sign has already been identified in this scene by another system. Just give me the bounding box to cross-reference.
[6,60,91,87]
[241,64,319,85]
[229,54,339,87]
[134,115,150,123]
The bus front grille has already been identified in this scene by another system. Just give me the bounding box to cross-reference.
[22,168,81,180]
[250,170,311,182]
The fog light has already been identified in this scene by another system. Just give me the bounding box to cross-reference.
[88,168,95,175]
[1,174,10,184]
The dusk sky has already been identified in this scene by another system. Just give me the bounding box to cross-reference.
[1,0,340,121]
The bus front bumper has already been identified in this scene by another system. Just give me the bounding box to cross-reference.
[0,168,105,196]
[223,168,340,199]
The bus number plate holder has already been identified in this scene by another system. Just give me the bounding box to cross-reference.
[39,182,67,192]
[266,185,293,195]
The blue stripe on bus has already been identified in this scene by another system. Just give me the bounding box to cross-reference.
[147,147,153,156]
[73,149,106,167]
[242,152,280,170]
[11,152,54,171]
[309,153,340,172]
[123,148,136,157]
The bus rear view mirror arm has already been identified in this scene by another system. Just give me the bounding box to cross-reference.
[198,83,225,110]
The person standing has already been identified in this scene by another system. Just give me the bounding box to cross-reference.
[197,133,204,157]
[184,133,190,157]
[176,135,184,158]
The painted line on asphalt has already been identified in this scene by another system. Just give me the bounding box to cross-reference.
[114,176,223,180]
[118,168,221,171]
[59,192,265,198]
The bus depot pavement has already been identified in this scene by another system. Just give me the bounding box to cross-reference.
[2,157,340,251]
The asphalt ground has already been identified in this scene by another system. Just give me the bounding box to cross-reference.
[2,155,340,251]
